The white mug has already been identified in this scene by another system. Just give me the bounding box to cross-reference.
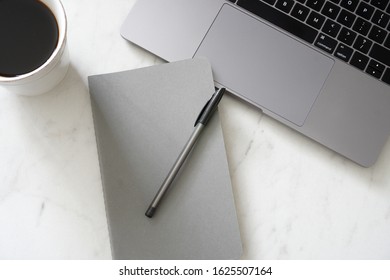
[0,0,69,96]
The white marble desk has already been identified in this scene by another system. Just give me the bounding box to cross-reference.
[1,0,390,259]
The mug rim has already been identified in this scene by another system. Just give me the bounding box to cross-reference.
[0,0,67,84]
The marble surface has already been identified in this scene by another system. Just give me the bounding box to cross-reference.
[1,0,390,259]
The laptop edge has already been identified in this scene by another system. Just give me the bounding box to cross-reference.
[121,0,390,167]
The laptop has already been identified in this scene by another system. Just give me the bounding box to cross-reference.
[121,0,390,167]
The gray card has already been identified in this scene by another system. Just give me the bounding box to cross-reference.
[88,58,242,259]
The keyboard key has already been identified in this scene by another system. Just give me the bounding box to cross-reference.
[385,34,390,48]
[322,19,341,37]
[369,43,390,67]
[368,25,387,43]
[306,0,325,12]
[338,27,357,45]
[321,1,341,19]
[315,33,338,53]
[307,11,326,29]
[352,17,372,36]
[337,9,356,28]
[370,0,388,10]
[366,60,385,78]
[276,0,295,13]
[341,0,359,12]
[369,59,386,72]
[366,66,383,78]
[236,0,319,43]
[353,35,373,53]
[356,1,375,20]
[372,10,390,28]
[291,3,310,21]
[350,51,369,70]
[335,43,353,61]
[382,68,390,85]
[330,0,341,4]
[262,0,277,4]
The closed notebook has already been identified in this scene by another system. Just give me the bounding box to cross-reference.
[88,58,242,259]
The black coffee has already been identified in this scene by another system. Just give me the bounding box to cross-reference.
[0,0,59,77]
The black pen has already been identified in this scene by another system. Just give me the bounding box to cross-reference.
[145,87,226,218]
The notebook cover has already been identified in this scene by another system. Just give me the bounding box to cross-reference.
[88,58,242,259]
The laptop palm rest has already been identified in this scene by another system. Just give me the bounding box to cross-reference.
[195,4,334,126]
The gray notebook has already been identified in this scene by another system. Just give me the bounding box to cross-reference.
[88,58,242,259]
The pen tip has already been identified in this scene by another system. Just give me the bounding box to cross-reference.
[145,207,156,218]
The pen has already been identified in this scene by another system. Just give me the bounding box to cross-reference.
[145,87,226,218]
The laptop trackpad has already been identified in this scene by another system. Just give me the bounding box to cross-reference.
[194,4,334,126]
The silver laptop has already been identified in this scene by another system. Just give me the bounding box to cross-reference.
[121,0,390,167]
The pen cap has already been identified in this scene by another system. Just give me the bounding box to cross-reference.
[195,88,225,126]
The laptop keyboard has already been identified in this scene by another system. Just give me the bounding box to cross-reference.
[227,0,390,86]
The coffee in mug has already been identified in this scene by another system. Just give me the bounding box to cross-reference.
[0,0,69,96]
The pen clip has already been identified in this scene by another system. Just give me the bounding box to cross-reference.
[194,87,225,126]
[194,97,212,127]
